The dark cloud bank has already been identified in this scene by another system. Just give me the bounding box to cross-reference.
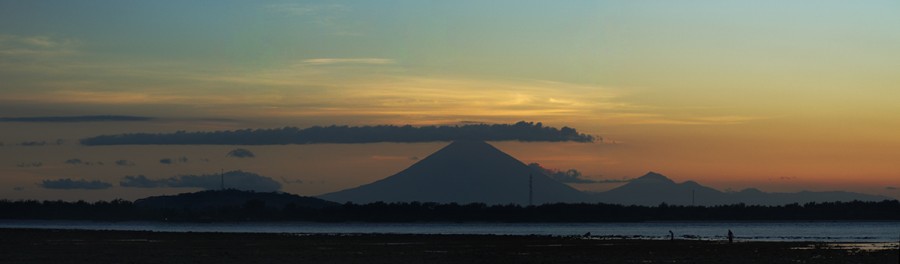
[120,170,281,192]
[40,179,112,190]
[18,140,63,147]
[37,171,281,192]
[80,121,596,145]
[16,162,43,168]
[159,157,188,165]
[0,115,153,123]
[115,159,135,166]
[65,158,104,166]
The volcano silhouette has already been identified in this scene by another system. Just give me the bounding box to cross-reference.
[319,140,588,204]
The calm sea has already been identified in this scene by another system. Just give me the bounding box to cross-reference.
[1,220,898,242]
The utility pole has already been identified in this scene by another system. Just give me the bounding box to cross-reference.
[528,174,533,206]
[692,189,695,207]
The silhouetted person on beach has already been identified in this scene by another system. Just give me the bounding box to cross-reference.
[669,230,674,241]
[727,229,734,243]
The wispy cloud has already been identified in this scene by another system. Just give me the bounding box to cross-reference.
[0,115,153,123]
[265,3,349,17]
[302,58,395,65]
[635,117,762,125]
[0,48,762,127]
[264,3,361,36]
[0,34,79,57]
[0,54,629,124]
[610,113,768,126]
[1,90,185,105]
[529,163,632,184]
[264,3,320,16]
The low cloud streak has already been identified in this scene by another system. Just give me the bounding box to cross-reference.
[40,179,112,190]
[302,58,394,65]
[120,170,281,192]
[227,148,256,158]
[530,163,596,183]
[0,34,79,58]
[529,163,631,184]
[0,115,153,123]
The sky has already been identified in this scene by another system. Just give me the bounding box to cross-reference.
[1,0,899,201]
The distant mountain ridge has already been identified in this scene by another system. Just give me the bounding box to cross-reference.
[590,172,893,206]
[592,172,723,206]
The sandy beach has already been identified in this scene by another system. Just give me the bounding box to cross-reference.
[1,228,896,263]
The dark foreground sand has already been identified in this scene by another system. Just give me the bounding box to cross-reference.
[1,228,897,264]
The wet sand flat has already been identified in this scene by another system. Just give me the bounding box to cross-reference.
[1,228,897,264]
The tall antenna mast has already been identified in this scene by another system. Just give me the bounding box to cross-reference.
[528,174,533,206]
[221,168,225,190]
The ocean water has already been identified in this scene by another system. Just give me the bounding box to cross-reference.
[1,220,899,242]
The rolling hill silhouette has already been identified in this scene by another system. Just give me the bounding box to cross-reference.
[319,140,588,204]
[135,189,337,210]
[591,172,892,206]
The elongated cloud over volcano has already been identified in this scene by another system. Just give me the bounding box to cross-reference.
[80,121,595,145]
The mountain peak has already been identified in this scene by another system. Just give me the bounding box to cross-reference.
[440,140,493,151]
[634,171,675,184]
[739,188,764,194]
[681,180,701,187]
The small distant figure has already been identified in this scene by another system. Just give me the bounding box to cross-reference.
[669,230,675,241]
[583,232,591,238]
[727,229,734,244]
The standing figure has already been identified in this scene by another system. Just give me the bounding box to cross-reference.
[727,229,734,243]
[669,230,674,241]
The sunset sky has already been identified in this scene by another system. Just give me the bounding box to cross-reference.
[2,1,899,201]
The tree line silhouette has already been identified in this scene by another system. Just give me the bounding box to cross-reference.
[79,121,595,145]
[2,199,898,222]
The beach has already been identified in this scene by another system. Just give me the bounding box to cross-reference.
[1,228,896,263]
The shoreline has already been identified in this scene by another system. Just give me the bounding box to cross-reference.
[2,228,897,263]
[2,219,898,243]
